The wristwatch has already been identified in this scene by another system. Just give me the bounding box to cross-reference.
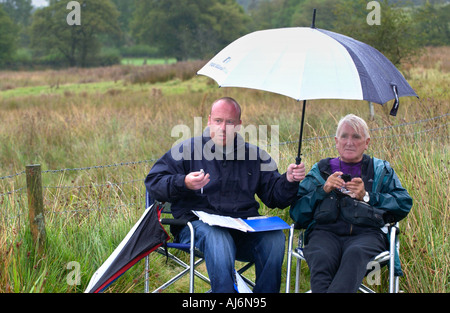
[363,191,370,203]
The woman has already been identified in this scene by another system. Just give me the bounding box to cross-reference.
[289,114,412,293]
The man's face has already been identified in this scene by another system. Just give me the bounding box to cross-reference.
[207,100,241,147]
[335,122,370,163]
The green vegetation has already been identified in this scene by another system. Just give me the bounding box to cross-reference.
[0,48,448,293]
[0,0,449,68]
[30,0,121,67]
[131,0,250,61]
[0,4,17,67]
[121,58,177,66]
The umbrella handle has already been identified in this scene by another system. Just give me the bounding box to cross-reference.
[296,100,307,165]
[390,84,399,116]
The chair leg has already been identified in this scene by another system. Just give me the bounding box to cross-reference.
[145,255,150,293]
[389,224,398,293]
[295,257,301,293]
[358,284,376,293]
[285,224,295,293]
[151,221,200,293]
[152,257,207,293]
[187,221,195,293]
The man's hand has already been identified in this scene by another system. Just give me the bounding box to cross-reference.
[286,163,306,183]
[184,170,210,191]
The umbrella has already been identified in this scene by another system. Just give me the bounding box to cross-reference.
[197,11,418,164]
[85,204,169,293]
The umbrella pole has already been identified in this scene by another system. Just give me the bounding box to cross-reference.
[311,8,316,28]
[296,100,307,165]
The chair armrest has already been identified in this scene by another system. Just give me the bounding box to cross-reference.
[160,218,189,226]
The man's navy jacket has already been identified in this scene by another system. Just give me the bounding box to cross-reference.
[145,130,298,235]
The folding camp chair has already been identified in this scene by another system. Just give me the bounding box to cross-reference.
[285,222,401,293]
[144,191,255,293]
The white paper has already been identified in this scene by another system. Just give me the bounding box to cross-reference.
[192,210,255,232]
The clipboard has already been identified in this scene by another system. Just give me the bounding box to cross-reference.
[192,211,290,232]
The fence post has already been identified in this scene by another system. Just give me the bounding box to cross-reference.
[26,164,46,251]
[368,101,375,120]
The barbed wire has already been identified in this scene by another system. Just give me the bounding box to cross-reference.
[44,203,139,216]
[41,159,159,174]
[274,112,449,147]
[43,178,144,190]
[0,170,26,181]
[0,113,450,185]
[0,115,448,223]
[0,187,26,197]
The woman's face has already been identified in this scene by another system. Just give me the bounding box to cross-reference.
[335,122,370,163]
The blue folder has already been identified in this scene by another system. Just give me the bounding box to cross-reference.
[244,216,290,232]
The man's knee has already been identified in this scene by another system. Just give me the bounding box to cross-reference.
[253,231,285,263]
[196,224,234,250]
[265,230,285,247]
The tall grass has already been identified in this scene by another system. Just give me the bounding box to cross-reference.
[0,47,449,293]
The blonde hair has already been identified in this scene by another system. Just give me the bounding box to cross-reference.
[336,114,370,139]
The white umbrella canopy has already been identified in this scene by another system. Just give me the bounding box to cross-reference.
[199,27,366,102]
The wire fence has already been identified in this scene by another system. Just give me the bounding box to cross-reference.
[1,113,449,234]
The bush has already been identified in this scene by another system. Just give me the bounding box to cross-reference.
[91,48,122,67]
[119,45,160,58]
[127,60,207,84]
[35,52,70,68]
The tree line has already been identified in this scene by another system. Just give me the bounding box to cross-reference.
[0,0,449,69]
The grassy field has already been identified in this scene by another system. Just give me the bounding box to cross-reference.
[0,47,448,293]
[121,57,177,66]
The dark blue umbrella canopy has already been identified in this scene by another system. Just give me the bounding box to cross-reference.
[319,29,417,114]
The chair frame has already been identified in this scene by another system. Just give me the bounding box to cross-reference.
[143,194,208,293]
[143,192,255,293]
[285,222,401,293]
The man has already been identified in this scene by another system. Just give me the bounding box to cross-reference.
[290,114,412,292]
[145,97,305,292]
